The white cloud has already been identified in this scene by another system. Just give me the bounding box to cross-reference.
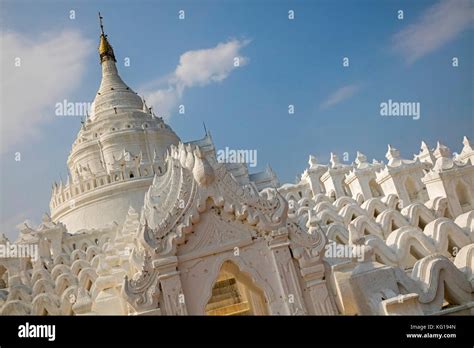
[392,0,474,64]
[141,39,250,119]
[0,30,93,154]
[320,84,361,110]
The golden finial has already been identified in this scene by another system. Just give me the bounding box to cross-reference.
[97,12,116,63]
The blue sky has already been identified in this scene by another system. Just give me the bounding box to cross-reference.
[1,0,473,239]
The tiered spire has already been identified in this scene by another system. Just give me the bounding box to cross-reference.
[89,13,144,121]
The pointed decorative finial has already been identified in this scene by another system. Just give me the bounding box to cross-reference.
[97,13,116,63]
[355,151,368,168]
[463,136,471,147]
[386,144,400,160]
[308,154,318,168]
[330,152,340,168]
[203,122,208,136]
[98,12,105,36]
[434,141,451,159]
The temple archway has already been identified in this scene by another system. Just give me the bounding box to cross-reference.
[205,261,268,316]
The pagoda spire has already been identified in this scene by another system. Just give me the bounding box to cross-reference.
[98,12,116,63]
[90,14,148,121]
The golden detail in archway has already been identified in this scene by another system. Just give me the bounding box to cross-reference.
[205,261,268,316]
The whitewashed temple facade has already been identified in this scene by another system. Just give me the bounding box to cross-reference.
[0,22,473,316]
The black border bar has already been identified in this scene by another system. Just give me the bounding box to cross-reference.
[0,315,472,346]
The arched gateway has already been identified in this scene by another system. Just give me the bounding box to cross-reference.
[123,143,337,315]
[205,261,268,315]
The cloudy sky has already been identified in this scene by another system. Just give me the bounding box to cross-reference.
[0,0,473,239]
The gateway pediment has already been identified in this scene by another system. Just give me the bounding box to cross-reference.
[138,142,288,257]
[177,207,256,258]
